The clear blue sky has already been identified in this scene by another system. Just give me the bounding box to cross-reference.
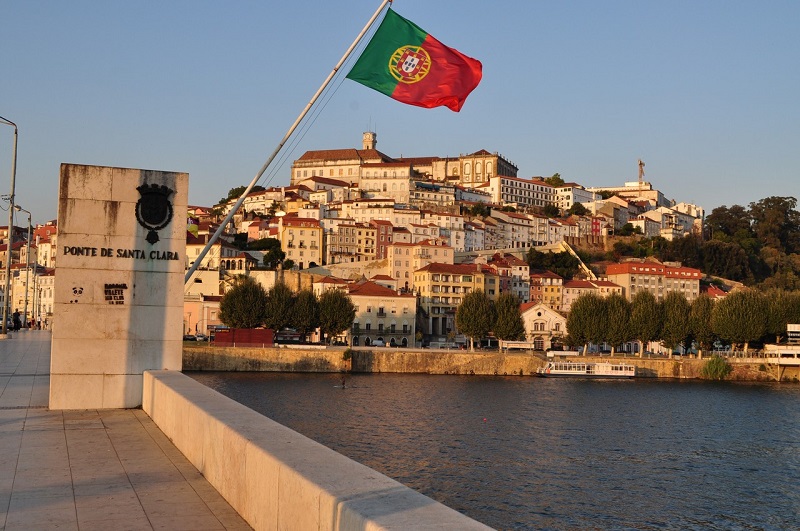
[2,0,798,225]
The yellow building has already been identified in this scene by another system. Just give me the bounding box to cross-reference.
[413,263,499,338]
[606,260,701,302]
[280,216,323,270]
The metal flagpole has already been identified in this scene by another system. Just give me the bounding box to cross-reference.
[185,0,392,284]
[0,116,17,335]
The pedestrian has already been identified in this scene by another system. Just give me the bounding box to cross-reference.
[12,310,21,332]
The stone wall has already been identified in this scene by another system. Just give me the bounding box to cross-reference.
[184,345,793,381]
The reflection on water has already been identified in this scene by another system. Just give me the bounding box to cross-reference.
[189,372,800,530]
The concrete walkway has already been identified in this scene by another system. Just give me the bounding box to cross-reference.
[0,331,251,530]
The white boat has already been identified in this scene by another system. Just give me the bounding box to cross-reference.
[536,361,636,378]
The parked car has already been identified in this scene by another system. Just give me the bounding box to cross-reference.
[183,334,196,341]
[195,333,208,342]
[372,339,386,347]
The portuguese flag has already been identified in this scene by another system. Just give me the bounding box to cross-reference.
[346,9,482,112]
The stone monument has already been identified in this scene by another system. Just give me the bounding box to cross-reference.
[50,164,187,409]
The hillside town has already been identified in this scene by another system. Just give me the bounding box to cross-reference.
[1,132,715,347]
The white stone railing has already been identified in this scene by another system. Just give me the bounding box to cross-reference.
[143,370,490,531]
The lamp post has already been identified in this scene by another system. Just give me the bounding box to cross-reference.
[0,116,17,336]
[14,205,31,328]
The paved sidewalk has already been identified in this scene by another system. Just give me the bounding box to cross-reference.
[0,331,251,530]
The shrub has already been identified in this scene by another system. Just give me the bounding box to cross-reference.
[701,355,732,380]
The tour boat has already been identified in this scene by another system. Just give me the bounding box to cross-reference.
[536,361,636,378]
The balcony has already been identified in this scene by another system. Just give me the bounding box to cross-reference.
[377,311,387,318]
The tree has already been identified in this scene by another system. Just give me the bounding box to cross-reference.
[566,292,607,355]
[456,290,496,351]
[544,173,565,187]
[493,293,525,341]
[705,204,752,242]
[749,196,800,254]
[527,249,581,280]
[291,289,320,341]
[711,289,768,352]
[318,289,356,344]
[689,294,716,358]
[604,292,631,355]
[218,276,268,329]
[218,185,266,205]
[255,238,286,269]
[543,204,561,218]
[629,290,662,357]
[264,282,295,332]
[567,203,588,216]
[661,291,691,354]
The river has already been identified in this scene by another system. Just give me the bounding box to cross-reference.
[187,372,800,530]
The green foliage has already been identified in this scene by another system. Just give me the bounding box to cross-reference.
[701,355,733,380]
[616,223,642,237]
[661,291,691,351]
[318,289,356,343]
[493,293,525,341]
[689,294,717,352]
[764,289,800,342]
[456,290,496,349]
[711,289,768,349]
[219,185,266,205]
[250,238,286,269]
[218,276,268,329]
[566,292,608,350]
[291,289,320,340]
[629,290,662,353]
[567,202,589,216]
[543,204,561,218]
[464,203,490,218]
[264,282,295,331]
[342,348,353,361]
[283,259,296,270]
[527,249,581,280]
[604,292,632,351]
[500,205,517,212]
[544,173,565,187]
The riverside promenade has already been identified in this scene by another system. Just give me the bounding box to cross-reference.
[0,331,250,530]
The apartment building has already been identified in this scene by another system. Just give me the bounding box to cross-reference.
[279,217,323,270]
[605,260,702,302]
[414,263,499,337]
[349,280,416,348]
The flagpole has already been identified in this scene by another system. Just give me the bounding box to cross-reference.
[185,0,392,284]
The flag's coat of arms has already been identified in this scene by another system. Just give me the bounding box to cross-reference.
[390,46,431,84]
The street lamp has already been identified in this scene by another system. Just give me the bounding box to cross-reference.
[14,205,31,327]
[0,115,17,336]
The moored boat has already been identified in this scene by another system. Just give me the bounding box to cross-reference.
[536,361,636,378]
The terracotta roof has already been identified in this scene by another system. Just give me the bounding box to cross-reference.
[296,148,393,163]
[415,262,496,276]
[348,280,413,298]
[370,274,395,281]
[362,162,412,168]
[281,217,320,228]
[298,176,349,187]
[317,276,349,285]
[563,280,597,289]
[531,270,563,279]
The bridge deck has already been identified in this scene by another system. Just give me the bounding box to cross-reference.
[0,331,250,530]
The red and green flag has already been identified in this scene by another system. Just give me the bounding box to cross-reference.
[346,8,482,112]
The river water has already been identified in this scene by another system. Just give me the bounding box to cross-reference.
[188,372,800,530]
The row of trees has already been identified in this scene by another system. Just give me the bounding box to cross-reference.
[218,278,356,343]
[455,292,525,350]
[566,288,800,355]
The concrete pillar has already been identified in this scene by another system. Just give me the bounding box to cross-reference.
[50,164,187,409]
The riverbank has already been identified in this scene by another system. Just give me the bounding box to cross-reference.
[183,345,795,381]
